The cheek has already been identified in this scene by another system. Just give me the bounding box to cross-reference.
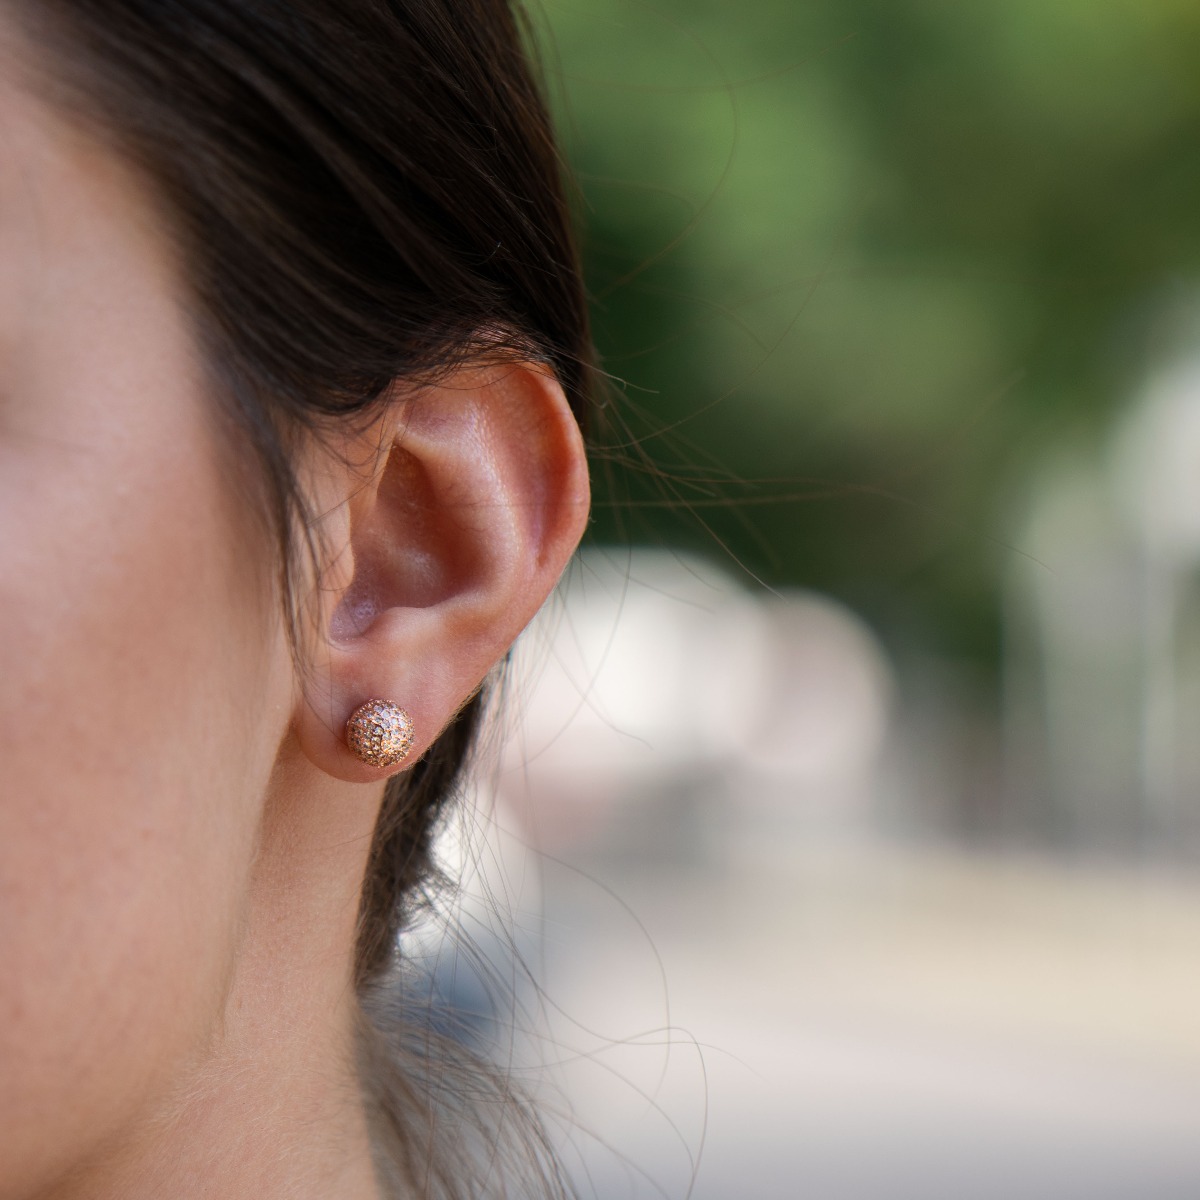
[0,403,287,1182]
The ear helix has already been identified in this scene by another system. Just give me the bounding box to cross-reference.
[345,699,415,768]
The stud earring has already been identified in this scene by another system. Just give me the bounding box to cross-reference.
[345,699,415,768]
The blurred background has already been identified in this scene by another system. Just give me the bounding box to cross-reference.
[412,1,1200,1195]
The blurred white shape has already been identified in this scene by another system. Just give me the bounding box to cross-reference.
[742,592,893,789]
[510,548,768,764]
[1113,356,1200,562]
[499,547,894,850]
[1111,357,1200,828]
[1004,456,1142,838]
[1005,349,1200,843]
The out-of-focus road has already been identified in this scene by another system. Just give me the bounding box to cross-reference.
[535,837,1200,1200]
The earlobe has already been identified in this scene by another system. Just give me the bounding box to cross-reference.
[293,361,589,784]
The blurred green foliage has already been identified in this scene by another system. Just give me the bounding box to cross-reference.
[534,0,1200,671]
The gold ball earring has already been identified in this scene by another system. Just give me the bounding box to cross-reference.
[345,699,415,768]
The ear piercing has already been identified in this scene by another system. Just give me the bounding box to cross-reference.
[345,699,415,768]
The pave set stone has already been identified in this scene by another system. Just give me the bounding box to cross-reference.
[345,699,415,768]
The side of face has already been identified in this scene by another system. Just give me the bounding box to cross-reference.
[0,61,297,1193]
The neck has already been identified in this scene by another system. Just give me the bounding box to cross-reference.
[51,752,389,1200]
[59,995,383,1200]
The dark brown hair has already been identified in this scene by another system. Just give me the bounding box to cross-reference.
[8,0,592,1192]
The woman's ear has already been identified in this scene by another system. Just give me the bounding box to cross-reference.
[293,361,589,782]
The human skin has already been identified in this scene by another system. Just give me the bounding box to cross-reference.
[0,38,589,1200]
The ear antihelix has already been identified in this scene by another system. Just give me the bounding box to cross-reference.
[344,699,415,768]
